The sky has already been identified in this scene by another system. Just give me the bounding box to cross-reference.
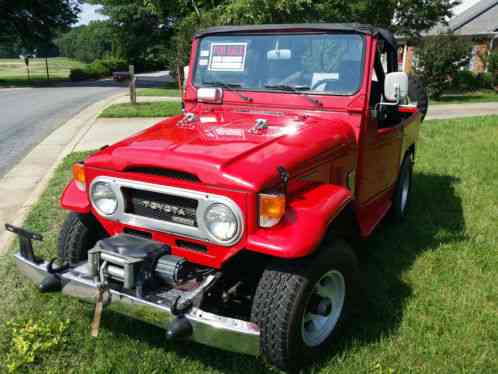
[75,0,483,26]
[75,3,107,26]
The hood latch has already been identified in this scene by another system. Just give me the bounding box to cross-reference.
[249,118,268,134]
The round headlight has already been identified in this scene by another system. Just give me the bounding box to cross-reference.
[91,182,118,215]
[204,203,238,242]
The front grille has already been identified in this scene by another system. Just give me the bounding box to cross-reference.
[125,167,200,183]
[122,188,198,227]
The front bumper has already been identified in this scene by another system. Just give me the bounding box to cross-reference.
[15,253,260,356]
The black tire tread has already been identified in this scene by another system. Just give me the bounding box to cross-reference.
[390,155,413,223]
[251,240,360,371]
[408,75,428,121]
[58,213,102,265]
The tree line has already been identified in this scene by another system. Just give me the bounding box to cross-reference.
[5,0,496,98]
[0,0,457,69]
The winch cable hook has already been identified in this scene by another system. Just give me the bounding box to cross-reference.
[91,261,110,337]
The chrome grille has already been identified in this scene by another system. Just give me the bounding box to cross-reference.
[89,176,244,247]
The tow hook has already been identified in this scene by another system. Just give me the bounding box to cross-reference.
[39,258,70,293]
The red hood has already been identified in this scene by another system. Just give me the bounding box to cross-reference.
[85,109,356,191]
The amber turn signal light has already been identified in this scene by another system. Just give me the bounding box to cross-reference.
[259,193,286,228]
[72,162,86,191]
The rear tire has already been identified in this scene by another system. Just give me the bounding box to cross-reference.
[58,213,105,265]
[390,154,413,223]
[251,240,361,371]
[408,75,428,121]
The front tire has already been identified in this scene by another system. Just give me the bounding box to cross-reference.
[251,240,360,371]
[58,212,105,265]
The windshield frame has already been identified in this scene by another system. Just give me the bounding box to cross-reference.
[192,32,366,98]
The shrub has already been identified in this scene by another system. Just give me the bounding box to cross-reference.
[4,318,69,373]
[70,58,128,81]
[415,34,472,100]
[87,60,110,78]
[477,72,495,89]
[69,68,92,81]
[99,57,128,72]
[488,52,498,85]
[452,70,480,91]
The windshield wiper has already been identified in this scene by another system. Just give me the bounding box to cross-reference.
[202,80,253,102]
[264,84,322,107]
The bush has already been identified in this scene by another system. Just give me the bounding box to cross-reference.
[69,68,92,81]
[488,52,498,85]
[415,34,472,99]
[70,58,128,81]
[477,72,495,89]
[450,71,496,91]
[99,57,128,72]
[451,70,479,91]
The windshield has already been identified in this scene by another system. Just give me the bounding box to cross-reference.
[193,33,364,96]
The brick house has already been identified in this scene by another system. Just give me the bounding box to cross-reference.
[398,0,498,74]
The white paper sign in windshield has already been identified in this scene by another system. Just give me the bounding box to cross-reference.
[208,43,247,72]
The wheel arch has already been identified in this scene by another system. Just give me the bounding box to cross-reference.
[245,184,353,260]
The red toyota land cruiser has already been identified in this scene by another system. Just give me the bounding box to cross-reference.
[12,24,427,371]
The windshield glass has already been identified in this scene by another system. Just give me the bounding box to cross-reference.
[193,33,364,96]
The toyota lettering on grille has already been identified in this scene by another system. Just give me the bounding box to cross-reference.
[137,199,197,226]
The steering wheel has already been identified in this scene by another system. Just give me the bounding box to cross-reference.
[311,78,338,91]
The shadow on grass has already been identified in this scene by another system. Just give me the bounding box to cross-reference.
[94,172,465,373]
[311,172,465,370]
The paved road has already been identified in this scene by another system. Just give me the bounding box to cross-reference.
[0,81,128,178]
[0,76,168,179]
[426,102,498,120]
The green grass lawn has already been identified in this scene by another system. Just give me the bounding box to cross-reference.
[1,115,498,372]
[432,89,498,105]
[136,87,180,97]
[0,57,85,87]
[99,101,182,118]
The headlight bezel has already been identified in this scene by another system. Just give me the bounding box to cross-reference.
[203,202,240,244]
[90,181,119,216]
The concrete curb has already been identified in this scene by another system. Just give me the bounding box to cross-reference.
[0,91,127,256]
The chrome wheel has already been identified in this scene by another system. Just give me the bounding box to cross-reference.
[301,270,345,347]
[401,169,410,213]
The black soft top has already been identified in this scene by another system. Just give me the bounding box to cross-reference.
[195,23,397,51]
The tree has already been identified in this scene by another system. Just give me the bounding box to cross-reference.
[87,0,174,70]
[415,34,471,99]
[154,0,460,70]
[0,0,80,51]
[89,0,460,73]
[56,21,114,63]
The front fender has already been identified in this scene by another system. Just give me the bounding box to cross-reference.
[246,184,352,259]
[60,180,90,213]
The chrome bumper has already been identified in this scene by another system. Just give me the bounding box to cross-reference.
[15,253,260,356]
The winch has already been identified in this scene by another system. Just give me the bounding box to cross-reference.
[87,234,192,295]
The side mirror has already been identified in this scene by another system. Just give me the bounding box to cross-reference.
[384,72,408,103]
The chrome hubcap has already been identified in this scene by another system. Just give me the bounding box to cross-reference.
[301,270,345,347]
